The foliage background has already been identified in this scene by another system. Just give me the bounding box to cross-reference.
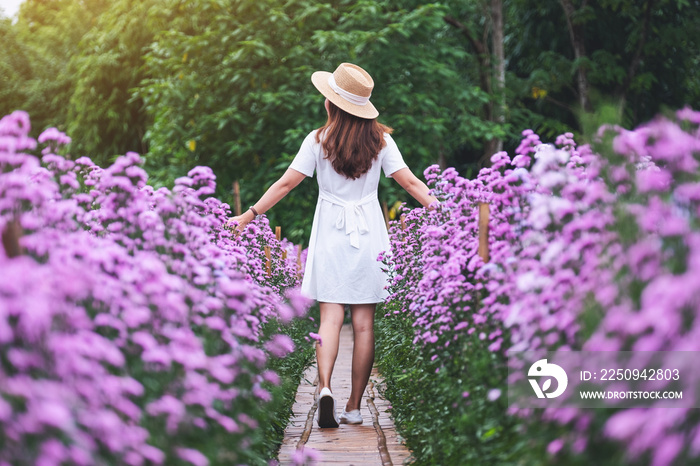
[2,0,699,246]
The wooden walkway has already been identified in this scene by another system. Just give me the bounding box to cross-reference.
[278,324,411,465]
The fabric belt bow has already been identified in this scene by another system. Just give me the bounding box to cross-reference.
[318,190,376,249]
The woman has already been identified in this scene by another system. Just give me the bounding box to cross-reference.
[229,63,437,428]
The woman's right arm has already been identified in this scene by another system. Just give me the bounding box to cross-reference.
[391,168,438,207]
[227,168,307,230]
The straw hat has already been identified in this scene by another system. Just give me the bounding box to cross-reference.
[311,63,379,119]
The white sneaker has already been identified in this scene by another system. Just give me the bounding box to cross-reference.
[339,408,363,425]
[316,387,339,428]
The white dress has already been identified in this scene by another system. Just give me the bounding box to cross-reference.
[289,130,408,304]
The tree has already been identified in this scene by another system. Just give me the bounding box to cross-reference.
[492,0,506,150]
[139,0,502,243]
[67,0,167,165]
[443,0,509,165]
[558,0,592,113]
[0,18,35,119]
[3,0,698,245]
[5,0,112,135]
[507,0,700,133]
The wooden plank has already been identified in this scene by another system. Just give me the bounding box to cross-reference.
[278,324,410,465]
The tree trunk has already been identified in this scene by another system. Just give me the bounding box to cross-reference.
[490,0,505,155]
[559,0,592,112]
[438,146,447,170]
[616,0,655,114]
[444,11,502,167]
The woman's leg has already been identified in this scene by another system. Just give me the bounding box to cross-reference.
[316,302,345,392]
[346,303,376,411]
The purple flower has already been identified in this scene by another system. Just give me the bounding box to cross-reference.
[146,396,185,433]
[261,370,281,385]
[252,386,271,402]
[381,112,700,466]
[264,334,295,357]
[547,438,564,455]
[308,332,322,347]
[0,110,313,465]
[652,434,684,466]
[636,169,672,193]
[38,128,71,145]
[291,447,321,466]
[175,447,209,466]
[487,389,501,401]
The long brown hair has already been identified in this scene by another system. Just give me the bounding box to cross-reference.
[316,100,393,180]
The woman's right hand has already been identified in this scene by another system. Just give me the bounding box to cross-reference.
[226,212,253,232]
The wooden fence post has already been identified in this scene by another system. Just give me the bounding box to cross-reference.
[1,217,23,259]
[275,227,285,259]
[400,214,406,231]
[296,244,303,277]
[264,246,271,276]
[478,203,490,263]
[232,180,242,217]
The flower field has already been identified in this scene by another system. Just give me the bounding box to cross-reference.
[3,104,700,466]
[0,111,317,465]
[377,108,700,465]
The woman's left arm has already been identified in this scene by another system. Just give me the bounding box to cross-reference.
[227,168,307,230]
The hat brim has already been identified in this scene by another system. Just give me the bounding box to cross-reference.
[311,71,379,120]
